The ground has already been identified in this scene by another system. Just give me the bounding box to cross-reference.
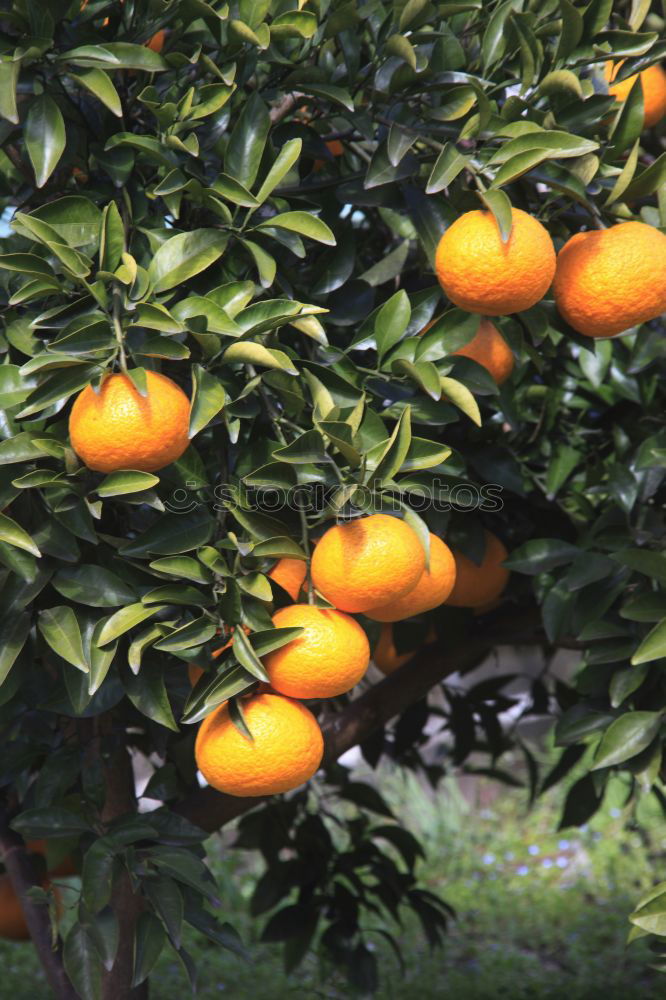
[1,747,662,999]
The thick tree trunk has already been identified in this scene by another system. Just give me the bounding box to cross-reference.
[0,813,77,1000]
[101,742,148,1000]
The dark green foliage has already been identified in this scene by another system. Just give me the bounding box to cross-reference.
[0,0,664,994]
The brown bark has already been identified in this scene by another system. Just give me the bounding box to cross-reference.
[0,814,77,1000]
[175,611,540,834]
[101,742,147,1000]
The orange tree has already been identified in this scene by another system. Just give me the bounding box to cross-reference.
[0,0,666,997]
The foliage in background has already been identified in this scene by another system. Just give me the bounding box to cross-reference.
[0,0,664,995]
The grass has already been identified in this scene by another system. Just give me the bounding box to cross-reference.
[1,758,664,998]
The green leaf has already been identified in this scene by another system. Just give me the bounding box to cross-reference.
[149,556,212,585]
[479,189,512,242]
[18,365,99,420]
[426,144,468,194]
[189,365,226,438]
[298,84,355,112]
[38,606,89,672]
[375,290,411,361]
[132,913,166,988]
[144,879,184,949]
[612,549,666,585]
[605,139,640,206]
[491,149,553,188]
[25,95,66,188]
[52,565,137,608]
[182,666,255,725]
[490,131,599,165]
[120,510,214,557]
[592,711,662,769]
[29,196,102,250]
[537,69,583,98]
[224,91,270,189]
[122,661,178,730]
[554,0,584,64]
[271,10,318,38]
[367,407,412,485]
[392,359,442,400]
[153,617,217,653]
[148,230,229,294]
[0,613,31,686]
[63,924,103,1000]
[100,201,125,271]
[223,342,298,374]
[608,74,644,158]
[69,68,122,117]
[13,213,93,277]
[60,42,168,72]
[87,619,117,696]
[211,173,259,208]
[439,376,481,426]
[385,33,417,70]
[399,437,451,473]
[631,619,666,666]
[0,58,19,124]
[252,537,307,559]
[0,253,54,278]
[0,512,41,558]
[482,0,522,70]
[97,471,160,497]
[96,603,169,646]
[240,239,276,288]
[273,429,328,464]
[504,539,580,574]
[12,806,90,839]
[622,151,666,200]
[257,211,336,246]
[255,138,302,205]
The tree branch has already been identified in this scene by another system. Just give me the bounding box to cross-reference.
[0,813,78,1000]
[175,609,541,833]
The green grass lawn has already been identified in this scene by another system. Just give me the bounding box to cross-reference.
[1,760,664,998]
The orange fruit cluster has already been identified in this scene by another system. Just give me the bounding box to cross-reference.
[194,516,470,797]
[434,204,666,340]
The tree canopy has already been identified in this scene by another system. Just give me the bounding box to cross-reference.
[0,0,665,997]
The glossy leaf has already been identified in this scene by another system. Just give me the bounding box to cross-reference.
[25,96,66,188]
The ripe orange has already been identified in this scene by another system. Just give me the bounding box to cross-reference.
[367,534,456,622]
[311,514,425,613]
[435,208,556,315]
[0,875,30,941]
[188,662,205,686]
[454,318,515,385]
[263,603,370,698]
[195,692,323,796]
[374,623,413,674]
[147,29,166,53]
[446,531,509,608]
[604,61,666,128]
[268,557,307,601]
[373,623,437,675]
[0,875,61,941]
[553,222,666,337]
[69,371,191,473]
[26,840,78,878]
